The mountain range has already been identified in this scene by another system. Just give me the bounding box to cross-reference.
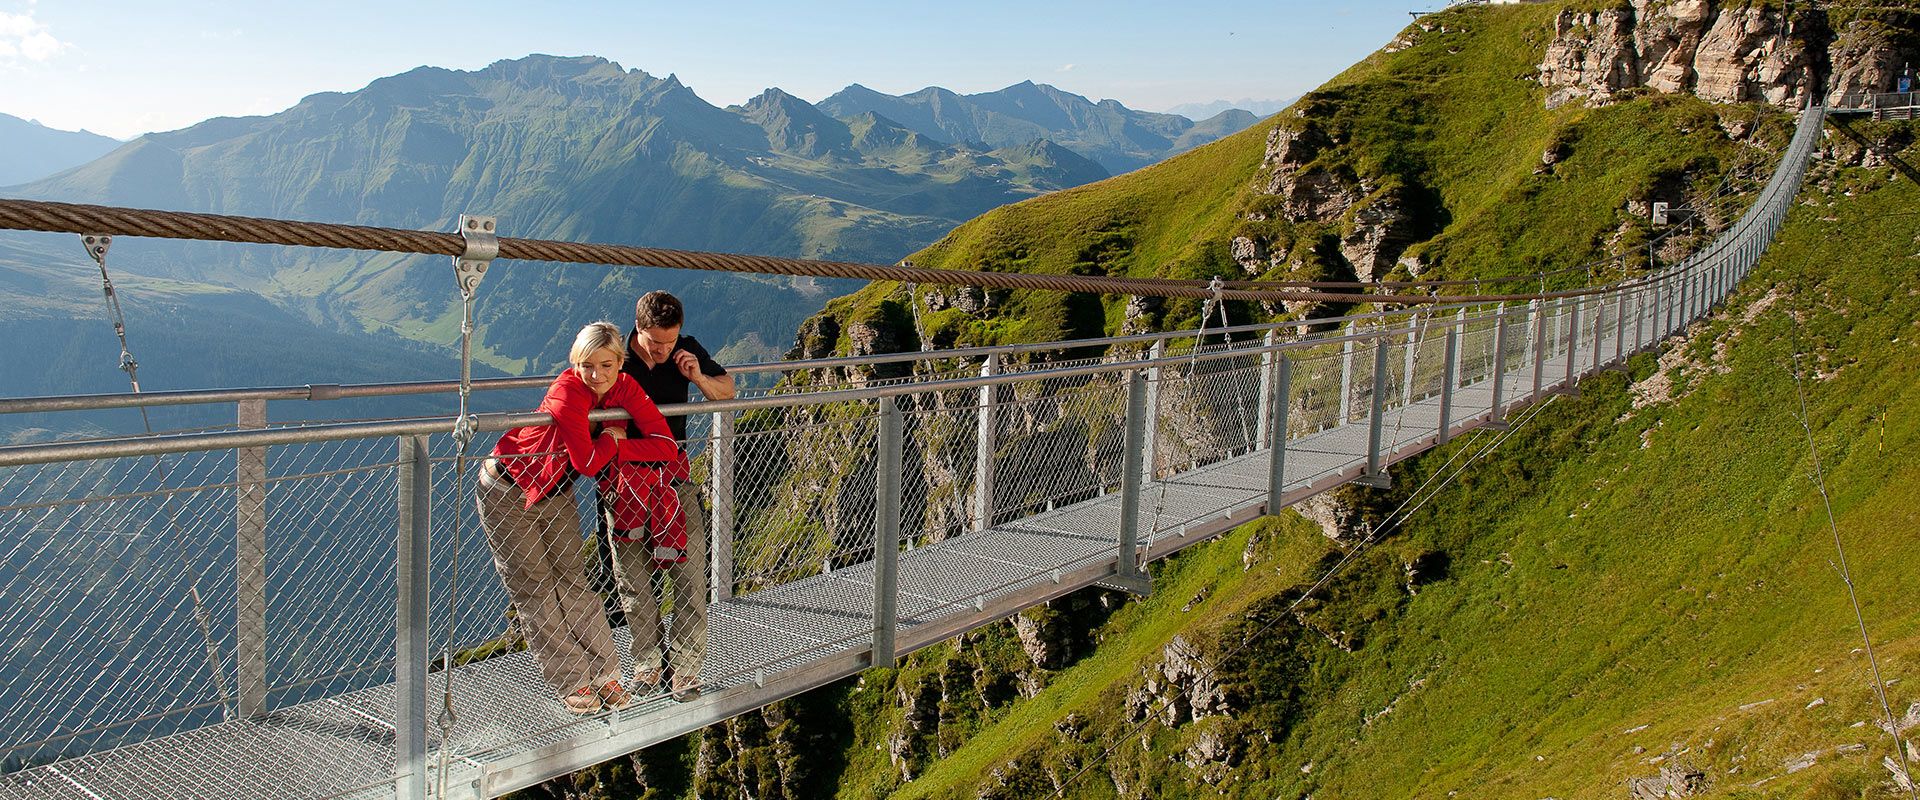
[0,55,1259,407]
[1164,97,1295,120]
[817,81,1257,174]
[0,114,120,187]
[0,54,1259,397]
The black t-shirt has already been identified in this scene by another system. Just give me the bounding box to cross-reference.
[622,330,727,443]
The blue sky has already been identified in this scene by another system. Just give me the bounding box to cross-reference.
[1,0,1421,139]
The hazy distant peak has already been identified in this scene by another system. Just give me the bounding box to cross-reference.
[0,112,122,186]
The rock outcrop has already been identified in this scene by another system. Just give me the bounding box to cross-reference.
[1123,635,1234,727]
[1538,1,1916,110]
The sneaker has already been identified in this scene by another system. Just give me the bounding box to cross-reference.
[598,679,632,711]
[670,674,703,702]
[562,685,602,716]
[633,666,664,693]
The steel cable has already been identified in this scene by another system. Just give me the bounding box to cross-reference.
[0,199,1642,306]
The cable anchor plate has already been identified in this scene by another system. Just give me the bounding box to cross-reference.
[454,215,498,298]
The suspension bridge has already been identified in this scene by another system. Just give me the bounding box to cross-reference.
[0,102,1824,799]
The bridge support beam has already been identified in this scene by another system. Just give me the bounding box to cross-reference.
[1591,295,1607,377]
[1554,297,1581,396]
[235,399,268,720]
[973,354,999,530]
[1402,319,1418,408]
[394,435,431,800]
[1437,310,1460,445]
[872,397,902,668]
[1612,287,1628,367]
[711,411,734,603]
[1530,299,1547,401]
[1255,330,1277,449]
[1358,333,1391,489]
[1338,337,1355,425]
[1109,370,1153,595]
[1266,357,1291,511]
[1143,340,1163,480]
[1487,305,1510,430]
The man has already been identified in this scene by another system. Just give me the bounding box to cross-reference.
[595,290,733,700]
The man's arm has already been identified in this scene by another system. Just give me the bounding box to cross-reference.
[691,369,736,401]
[673,344,737,401]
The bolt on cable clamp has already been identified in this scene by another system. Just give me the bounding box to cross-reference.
[80,234,112,266]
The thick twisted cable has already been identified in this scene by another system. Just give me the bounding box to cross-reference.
[0,199,1621,305]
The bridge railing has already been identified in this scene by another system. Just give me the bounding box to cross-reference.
[0,290,1686,790]
[0,104,1824,798]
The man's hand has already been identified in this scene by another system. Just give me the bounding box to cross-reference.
[605,426,628,441]
[673,348,702,381]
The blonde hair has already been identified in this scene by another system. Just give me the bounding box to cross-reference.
[569,321,626,367]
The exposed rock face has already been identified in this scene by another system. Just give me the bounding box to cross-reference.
[1539,7,1642,109]
[847,318,902,358]
[1629,762,1706,798]
[788,313,839,360]
[1245,109,1426,319]
[693,703,817,800]
[922,284,991,315]
[1691,7,1810,105]
[1295,491,1366,541]
[1230,235,1268,275]
[1123,635,1233,727]
[1538,1,1913,110]
[1120,294,1163,336]
[1339,188,1414,283]
[1828,20,1914,99]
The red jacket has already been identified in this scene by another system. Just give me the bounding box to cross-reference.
[492,369,686,508]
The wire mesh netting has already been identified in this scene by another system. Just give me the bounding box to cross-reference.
[0,232,1794,798]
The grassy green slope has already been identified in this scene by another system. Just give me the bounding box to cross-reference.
[803,2,1780,355]
[886,133,1920,799]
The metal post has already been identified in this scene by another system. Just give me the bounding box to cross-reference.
[235,400,268,720]
[1592,295,1607,376]
[1530,299,1547,400]
[710,411,735,603]
[1681,270,1693,323]
[1266,357,1292,510]
[1255,331,1277,448]
[1143,340,1163,479]
[1338,337,1355,424]
[1613,286,1628,365]
[1561,297,1581,391]
[1361,333,1391,488]
[1661,275,1673,337]
[1114,370,1150,594]
[871,397,901,667]
[973,354,999,530]
[1401,319,1418,407]
[395,435,430,800]
[1638,286,1651,351]
[1489,305,1510,426]
[1652,276,1665,342]
[1438,309,1461,445]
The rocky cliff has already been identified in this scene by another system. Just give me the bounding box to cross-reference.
[1537,0,1917,110]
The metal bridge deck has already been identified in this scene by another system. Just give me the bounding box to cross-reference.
[0,340,1600,800]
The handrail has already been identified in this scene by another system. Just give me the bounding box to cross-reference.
[0,238,1729,417]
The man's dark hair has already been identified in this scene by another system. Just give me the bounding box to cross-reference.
[635,291,684,330]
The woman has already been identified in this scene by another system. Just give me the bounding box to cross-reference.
[476,322,686,715]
